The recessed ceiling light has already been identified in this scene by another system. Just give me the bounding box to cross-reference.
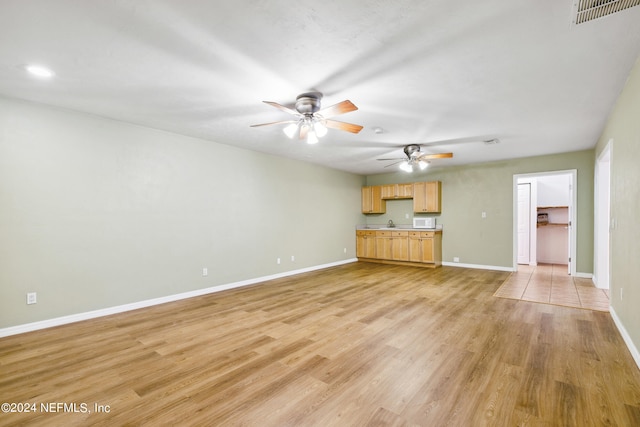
[25,65,54,78]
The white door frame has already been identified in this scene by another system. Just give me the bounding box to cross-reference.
[594,140,612,289]
[512,170,577,275]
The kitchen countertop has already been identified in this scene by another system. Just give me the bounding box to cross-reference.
[356,225,442,231]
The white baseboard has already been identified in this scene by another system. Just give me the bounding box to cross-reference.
[0,258,358,338]
[442,261,515,272]
[609,306,640,371]
[575,272,593,279]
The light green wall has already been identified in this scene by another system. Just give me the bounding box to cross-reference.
[595,55,640,351]
[366,150,595,272]
[0,96,365,328]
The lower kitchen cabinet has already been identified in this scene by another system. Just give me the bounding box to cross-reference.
[375,231,393,260]
[356,229,441,267]
[408,231,442,266]
[356,230,377,258]
[375,231,409,261]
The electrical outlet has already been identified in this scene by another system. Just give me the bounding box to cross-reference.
[344,247,347,254]
[453,257,460,263]
[405,213,409,219]
[277,258,281,265]
[27,292,37,305]
[481,212,487,218]
[202,267,208,277]
[291,255,295,262]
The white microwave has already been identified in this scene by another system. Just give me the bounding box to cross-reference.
[413,217,436,228]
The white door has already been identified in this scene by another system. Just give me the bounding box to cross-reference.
[517,183,531,264]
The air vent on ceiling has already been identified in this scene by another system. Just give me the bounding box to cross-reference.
[572,0,640,25]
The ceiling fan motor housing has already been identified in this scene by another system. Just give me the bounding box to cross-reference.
[295,92,322,114]
[404,144,421,158]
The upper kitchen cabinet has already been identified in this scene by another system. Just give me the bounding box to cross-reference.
[413,181,441,213]
[361,186,386,214]
[381,183,413,200]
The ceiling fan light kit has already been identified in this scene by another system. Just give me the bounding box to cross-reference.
[399,159,429,173]
[314,120,328,137]
[306,128,319,144]
[283,115,328,144]
[251,92,363,144]
[282,122,298,139]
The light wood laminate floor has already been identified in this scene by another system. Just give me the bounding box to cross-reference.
[1,263,639,426]
[494,264,610,311]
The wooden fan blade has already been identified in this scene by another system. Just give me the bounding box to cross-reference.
[317,100,358,118]
[418,152,454,160]
[262,101,299,116]
[324,119,363,134]
[250,120,298,128]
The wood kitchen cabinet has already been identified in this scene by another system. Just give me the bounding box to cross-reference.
[381,183,413,199]
[361,186,386,214]
[362,181,440,213]
[375,231,393,260]
[357,229,439,267]
[408,231,442,265]
[375,230,409,261]
[391,231,409,261]
[413,181,441,213]
[356,230,376,258]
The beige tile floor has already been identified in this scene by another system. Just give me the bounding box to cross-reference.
[494,263,610,311]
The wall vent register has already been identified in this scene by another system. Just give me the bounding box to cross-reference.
[572,0,640,25]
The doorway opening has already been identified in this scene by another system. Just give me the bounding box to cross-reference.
[513,170,577,276]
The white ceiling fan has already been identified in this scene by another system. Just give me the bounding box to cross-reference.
[251,92,363,144]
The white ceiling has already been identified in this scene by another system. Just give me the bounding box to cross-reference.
[1,1,639,175]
